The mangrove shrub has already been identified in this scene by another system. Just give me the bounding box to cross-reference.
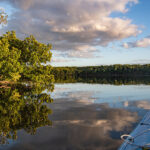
[0,31,54,82]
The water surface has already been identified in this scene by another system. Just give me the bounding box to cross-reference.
[0,82,150,150]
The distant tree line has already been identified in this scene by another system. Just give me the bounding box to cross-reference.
[52,65,150,84]
[52,64,150,77]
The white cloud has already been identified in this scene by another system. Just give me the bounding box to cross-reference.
[1,0,140,58]
[136,37,150,47]
[134,101,150,110]
[123,42,129,48]
[52,58,70,63]
[123,37,150,48]
[54,104,138,132]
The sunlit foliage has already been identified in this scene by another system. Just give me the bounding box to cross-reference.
[0,31,54,82]
[0,83,53,144]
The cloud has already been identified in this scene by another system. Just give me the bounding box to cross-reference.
[52,44,99,58]
[123,36,150,48]
[133,101,150,110]
[63,50,97,58]
[51,58,71,63]
[1,0,140,58]
[53,105,137,132]
[132,59,150,64]
[3,103,138,150]
[135,37,150,47]
[123,42,130,48]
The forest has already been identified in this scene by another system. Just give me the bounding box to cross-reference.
[52,64,150,79]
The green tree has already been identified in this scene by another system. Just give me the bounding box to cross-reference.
[0,34,23,81]
[0,31,54,82]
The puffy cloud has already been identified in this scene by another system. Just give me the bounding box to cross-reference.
[4,103,138,150]
[54,106,137,132]
[133,101,150,110]
[51,58,71,63]
[123,36,150,48]
[1,0,140,58]
[123,42,130,48]
[135,37,150,47]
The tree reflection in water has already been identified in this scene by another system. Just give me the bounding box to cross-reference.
[0,83,53,144]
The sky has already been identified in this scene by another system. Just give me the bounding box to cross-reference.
[0,0,150,66]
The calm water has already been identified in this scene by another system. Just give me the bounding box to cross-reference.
[0,81,150,150]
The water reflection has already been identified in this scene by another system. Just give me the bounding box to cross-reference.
[52,83,150,104]
[55,76,150,85]
[51,104,138,150]
[0,83,53,144]
[0,82,150,150]
[0,103,138,150]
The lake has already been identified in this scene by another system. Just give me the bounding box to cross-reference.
[0,81,150,150]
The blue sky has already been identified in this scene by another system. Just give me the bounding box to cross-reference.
[0,0,150,66]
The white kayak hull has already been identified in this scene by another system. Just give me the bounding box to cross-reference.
[119,111,150,150]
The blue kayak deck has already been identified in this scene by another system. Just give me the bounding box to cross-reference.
[119,111,150,150]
